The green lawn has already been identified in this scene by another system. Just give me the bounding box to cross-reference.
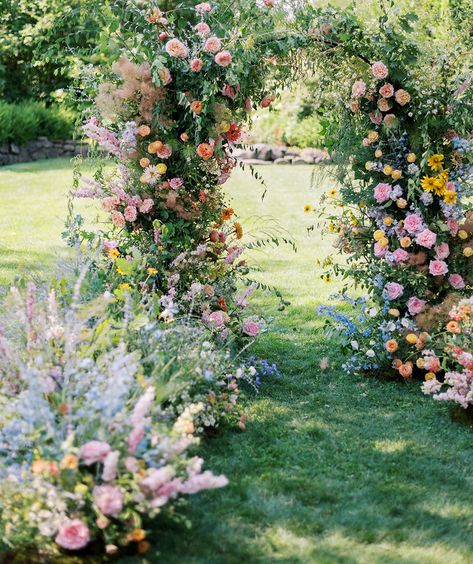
[2,159,473,563]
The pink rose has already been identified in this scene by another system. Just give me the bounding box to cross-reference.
[124,205,138,222]
[261,95,273,108]
[194,22,211,35]
[447,218,459,236]
[139,198,154,213]
[93,485,124,517]
[434,242,450,260]
[204,36,222,53]
[383,114,397,128]
[374,242,387,257]
[80,441,111,465]
[369,111,383,125]
[374,182,392,203]
[449,273,465,289]
[195,1,211,13]
[190,58,203,72]
[101,196,118,212]
[242,320,260,338]
[156,143,172,159]
[111,210,125,228]
[415,228,437,249]
[55,519,90,551]
[208,310,226,328]
[244,97,252,113]
[222,84,237,99]
[371,61,389,79]
[384,282,404,300]
[379,83,394,98]
[351,80,366,98]
[392,248,409,262]
[377,98,391,112]
[404,213,423,235]
[215,50,232,67]
[407,296,426,315]
[429,260,448,276]
[165,38,189,59]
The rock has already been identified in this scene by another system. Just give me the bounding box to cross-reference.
[270,146,288,160]
[293,158,309,165]
[274,157,291,165]
[10,143,20,155]
[30,150,47,161]
[252,143,273,161]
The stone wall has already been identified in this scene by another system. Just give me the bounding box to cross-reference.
[0,137,89,166]
[232,144,331,165]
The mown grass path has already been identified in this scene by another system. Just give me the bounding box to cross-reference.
[1,160,473,563]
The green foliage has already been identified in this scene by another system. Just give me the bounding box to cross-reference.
[0,101,75,145]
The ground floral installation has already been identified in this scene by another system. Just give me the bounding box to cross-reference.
[300,6,473,397]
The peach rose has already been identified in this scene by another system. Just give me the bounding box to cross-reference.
[197,142,214,160]
[379,83,394,98]
[165,38,188,59]
[204,36,222,53]
[395,89,411,106]
[371,61,389,79]
[190,58,203,72]
[215,50,232,67]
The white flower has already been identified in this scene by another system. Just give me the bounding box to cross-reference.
[351,340,359,350]
[367,307,378,317]
[366,349,375,358]
[141,165,161,185]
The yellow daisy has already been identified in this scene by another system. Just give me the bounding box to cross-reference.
[444,191,457,205]
[427,154,444,171]
[420,176,437,192]
[304,205,314,213]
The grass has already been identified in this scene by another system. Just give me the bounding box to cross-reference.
[2,160,473,563]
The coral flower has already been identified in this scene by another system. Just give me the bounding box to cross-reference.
[197,142,214,160]
[191,100,203,114]
[385,340,398,353]
[398,362,413,378]
[446,321,461,334]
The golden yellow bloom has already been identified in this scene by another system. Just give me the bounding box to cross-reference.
[420,176,437,192]
[383,217,393,226]
[378,237,389,248]
[458,230,468,240]
[327,222,336,233]
[304,205,314,213]
[128,529,146,542]
[374,149,383,158]
[108,248,120,260]
[373,229,385,241]
[156,163,167,175]
[406,333,418,344]
[119,283,131,292]
[444,191,457,204]
[463,247,473,257]
[74,484,88,496]
[425,372,436,381]
[391,169,402,180]
[368,131,379,143]
[433,177,446,196]
[327,188,338,198]
[427,153,444,171]
[147,140,163,154]
[219,121,230,133]
[322,274,332,283]
[396,198,407,209]
[61,454,78,470]
[147,267,158,275]
[406,153,416,163]
[383,165,393,176]
[400,236,412,248]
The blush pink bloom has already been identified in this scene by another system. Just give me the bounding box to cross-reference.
[194,22,211,35]
[165,38,189,59]
[222,84,237,99]
[425,355,441,372]
[392,248,409,262]
[124,205,138,222]
[215,50,232,67]
[447,218,459,236]
[80,441,111,465]
[102,450,119,482]
[379,83,394,98]
[204,36,222,53]
[374,182,392,203]
[169,178,184,190]
[407,296,426,315]
[435,242,450,259]
[371,61,389,79]
[111,211,125,228]
[242,321,260,338]
[416,228,437,248]
[55,520,90,551]
[449,273,465,289]
[139,198,154,213]
[190,58,203,72]
[403,213,424,235]
[384,282,404,300]
[374,242,387,257]
[93,485,124,517]
[369,111,383,125]
[195,1,211,13]
[140,466,176,494]
[263,0,275,6]
[429,259,448,276]
[351,80,366,98]
[101,196,118,212]
[157,144,172,159]
[384,114,397,127]
[179,471,229,494]
[208,310,226,327]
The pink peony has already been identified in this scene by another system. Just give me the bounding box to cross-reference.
[374,182,392,203]
[351,80,366,98]
[403,213,424,235]
[139,198,154,213]
[371,61,389,79]
[449,273,465,289]
[215,50,232,67]
[416,228,437,249]
[384,282,404,300]
[374,242,387,257]
[124,205,138,222]
[169,178,184,190]
[392,248,409,262]
[80,441,111,465]
[379,83,394,98]
[208,310,226,328]
[204,36,222,53]
[194,22,211,35]
[190,58,203,72]
[55,520,90,551]
[435,242,450,260]
[429,259,448,276]
[93,485,124,517]
[447,218,459,236]
[407,296,426,315]
[165,38,189,59]
[111,211,125,228]
[242,320,260,338]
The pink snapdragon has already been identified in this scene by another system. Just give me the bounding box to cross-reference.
[80,441,111,465]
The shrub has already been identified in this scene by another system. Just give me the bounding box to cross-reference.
[0,101,75,146]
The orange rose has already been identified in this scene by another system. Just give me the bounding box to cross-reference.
[398,362,413,378]
[148,140,163,154]
[446,320,461,334]
[138,125,151,137]
[196,143,214,160]
[190,100,203,114]
[385,339,398,353]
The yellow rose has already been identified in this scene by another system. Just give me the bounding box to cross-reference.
[383,217,393,226]
[463,247,473,257]
[389,308,400,317]
[416,358,425,369]
[406,333,418,344]
[458,230,468,240]
[400,236,412,248]
[406,153,416,163]
[373,229,385,241]
[425,372,436,381]
[378,237,389,248]
[396,198,407,209]
[74,484,88,496]
[374,149,383,158]
[383,165,393,176]
[156,163,167,175]
[391,169,402,180]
